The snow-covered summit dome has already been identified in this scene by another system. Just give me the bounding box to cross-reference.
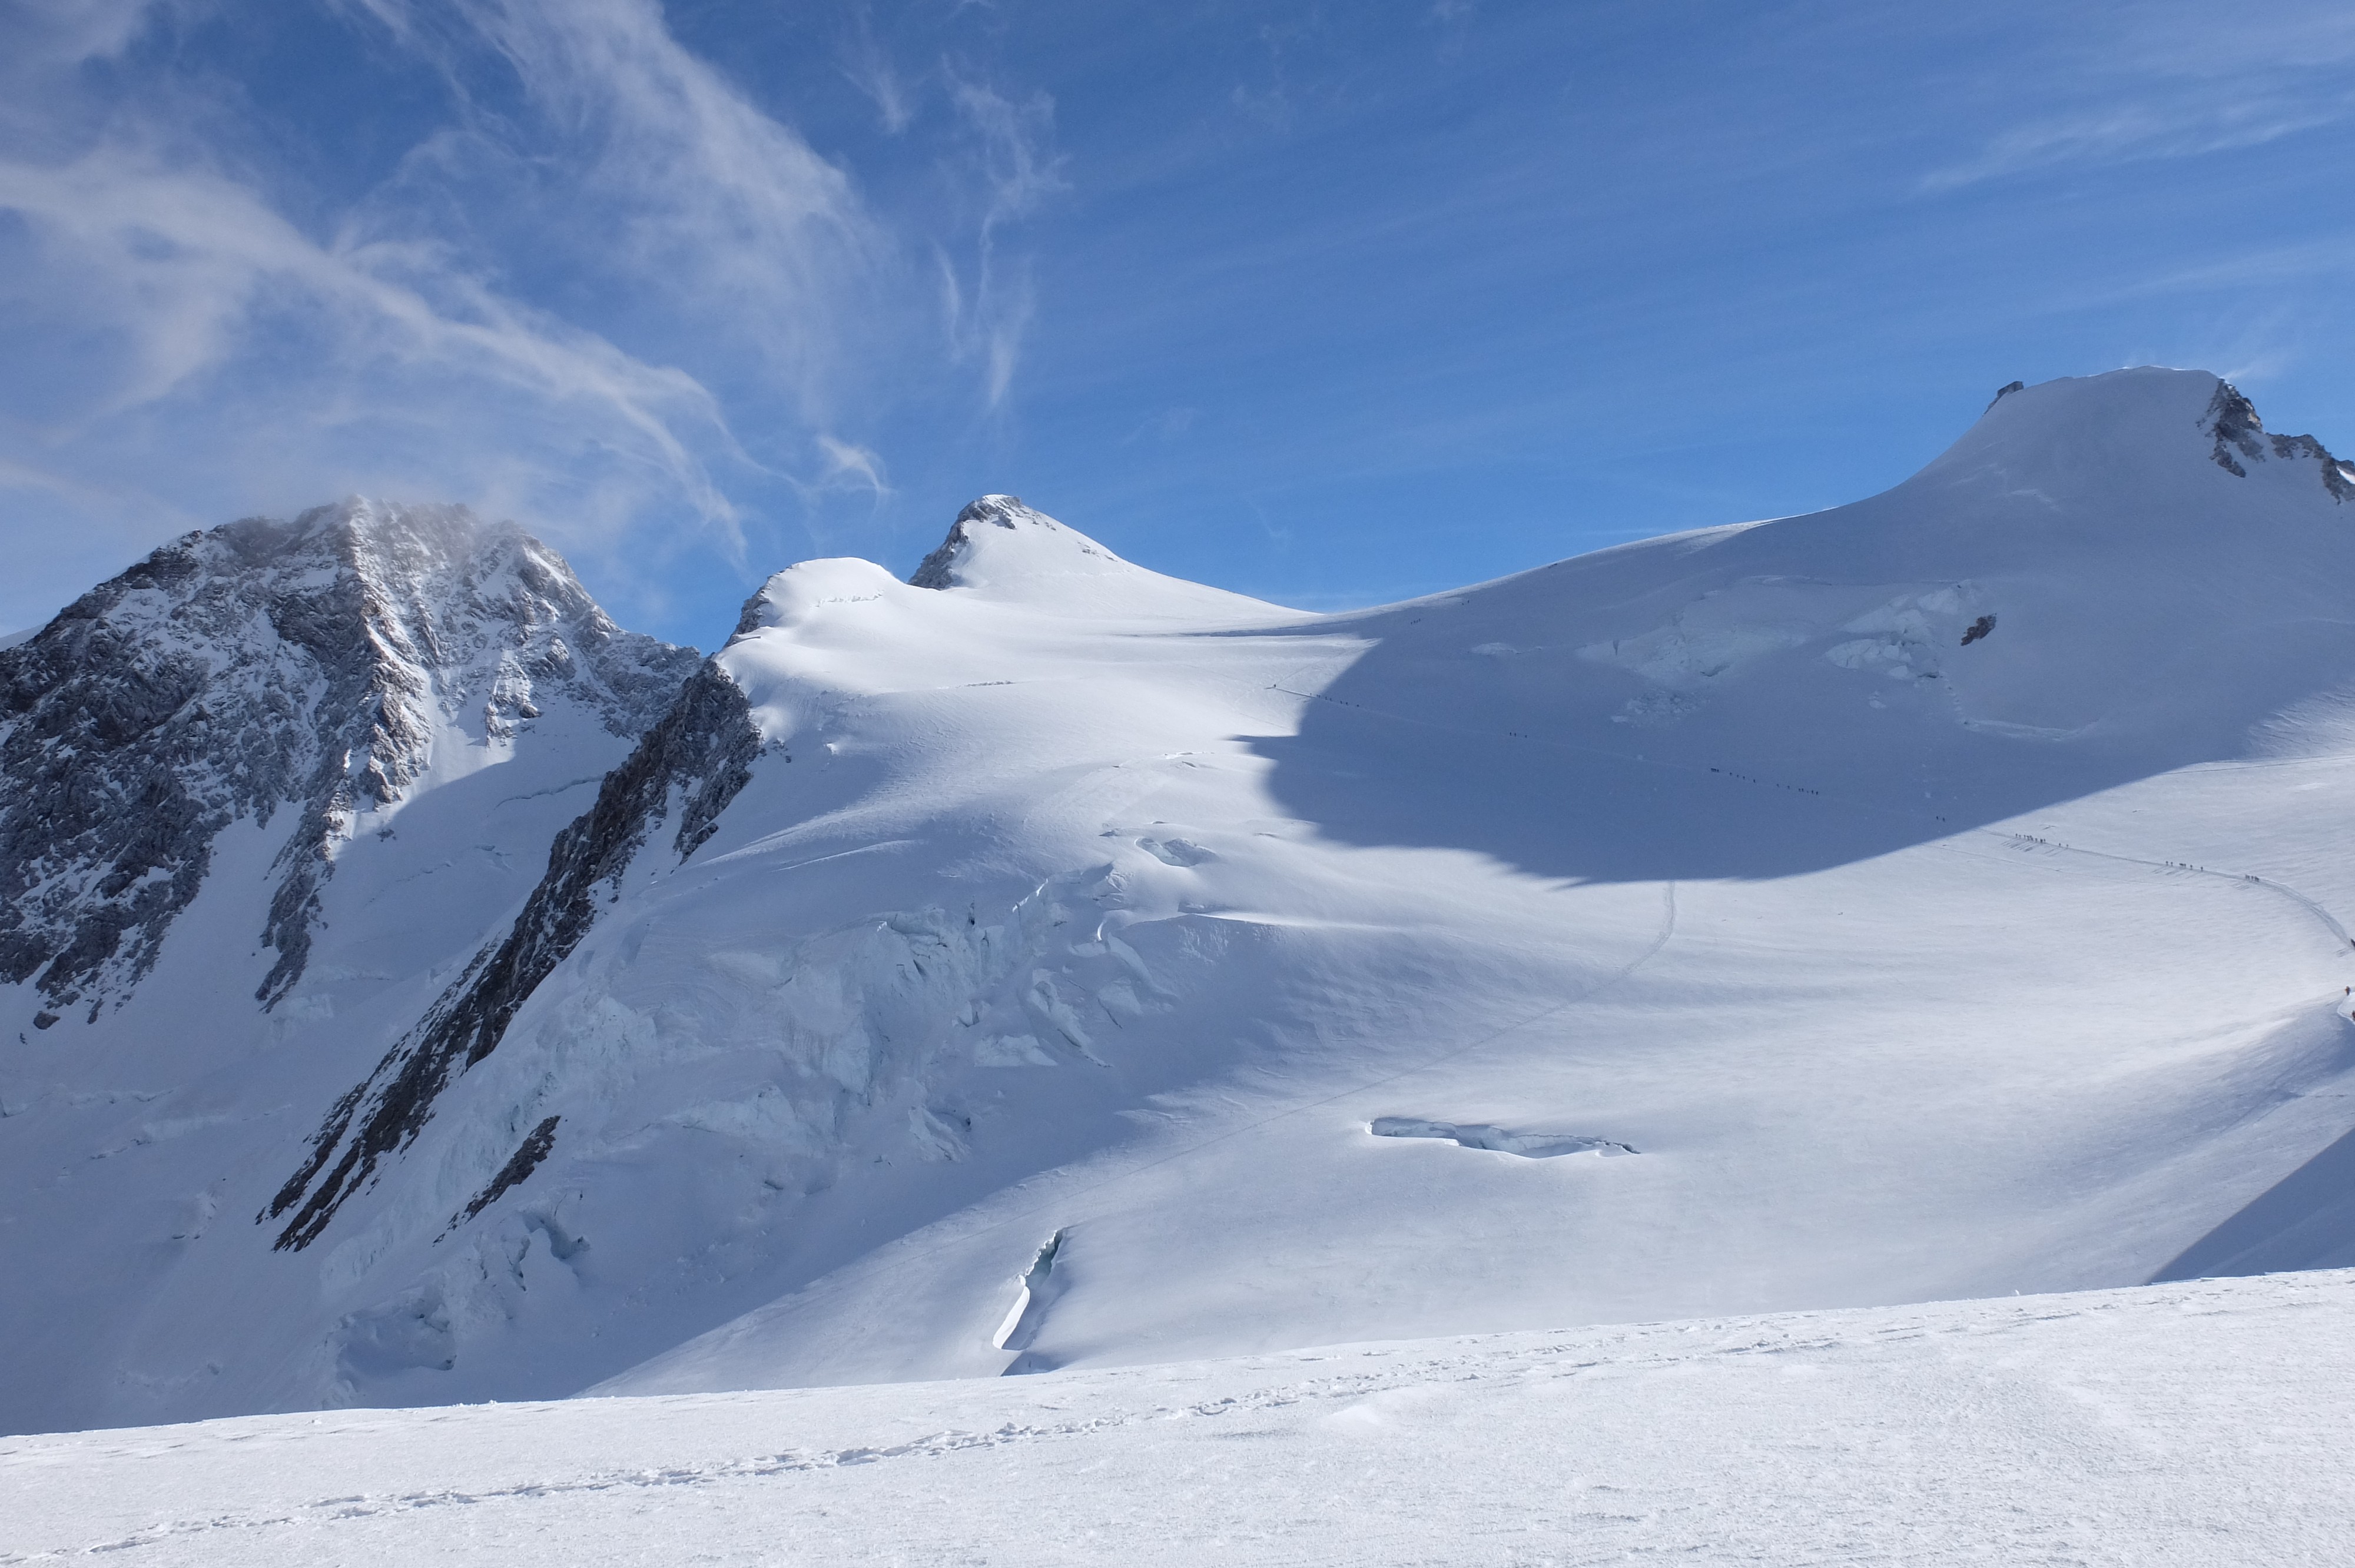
[907,494,1130,593]
[858,493,1281,619]
[1917,367,2354,511]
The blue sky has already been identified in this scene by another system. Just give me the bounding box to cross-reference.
[5,1,2355,647]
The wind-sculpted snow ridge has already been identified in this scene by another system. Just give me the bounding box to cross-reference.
[266,660,762,1250]
[0,500,696,1019]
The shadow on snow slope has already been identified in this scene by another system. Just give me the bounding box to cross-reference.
[1246,370,2355,884]
[2157,1120,2355,1282]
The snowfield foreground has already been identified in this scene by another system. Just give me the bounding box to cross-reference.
[7,1269,2350,1566]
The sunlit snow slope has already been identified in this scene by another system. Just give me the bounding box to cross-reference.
[14,370,2355,1434]
[236,367,2355,1416]
[11,1270,2349,1566]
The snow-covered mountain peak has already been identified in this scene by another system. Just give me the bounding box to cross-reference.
[205,497,534,607]
[232,498,648,685]
[1914,367,2354,511]
[0,500,697,1022]
[270,491,482,554]
[905,494,1084,591]
[954,491,1050,534]
[903,494,1283,619]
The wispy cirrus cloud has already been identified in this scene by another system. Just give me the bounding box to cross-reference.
[0,147,727,456]
[0,0,1064,637]
[814,434,891,502]
[2,0,158,75]
[839,9,916,135]
[936,75,1065,408]
[1923,99,2351,191]
[403,0,883,408]
[1922,4,2355,191]
[0,129,753,585]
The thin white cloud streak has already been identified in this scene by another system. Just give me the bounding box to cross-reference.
[953,78,1065,240]
[1922,5,2355,191]
[2101,9,2355,82]
[1120,406,1198,446]
[840,10,916,135]
[814,434,891,501]
[359,0,886,428]
[2121,239,2355,295]
[5,0,160,72]
[0,0,1066,640]
[1923,101,2349,192]
[938,75,1065,408]
[0,144,741,524]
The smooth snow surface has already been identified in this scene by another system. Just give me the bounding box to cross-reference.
[12,370,2355,1433]
[8,1270,2351,1566]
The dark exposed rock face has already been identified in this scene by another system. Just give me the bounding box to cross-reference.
[0,501,697,1018]
[456,1115,562,1227]
[2207,381,2267,477]
[2268,431,2355,503]
[910,494,1035,589]
[265,658,763,1250]
[2202,381,2355,501]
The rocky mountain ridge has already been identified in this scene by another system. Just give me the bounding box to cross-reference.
[265,660,762,1250]
[2202,379,2355,497]
[0,499,698,1024]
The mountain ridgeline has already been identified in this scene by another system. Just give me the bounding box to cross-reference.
[263,660,764,1250]
[9,368,2355,1438]
[0,502,696,1022]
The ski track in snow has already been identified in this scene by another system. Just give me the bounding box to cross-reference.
[1950,831,2353,949]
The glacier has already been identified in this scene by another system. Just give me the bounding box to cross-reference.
[8,368,2355,1443]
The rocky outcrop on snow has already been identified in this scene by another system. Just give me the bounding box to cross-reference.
[910,494,1113,589]
[265,656,763,1250]
[0,500,696,1022]
[910,495,1031,588]
[2201,380,2355,500]
[903,493,1269,622]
